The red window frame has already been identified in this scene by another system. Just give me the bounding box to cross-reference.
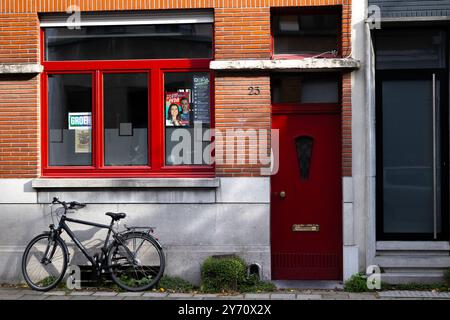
[270,6,343,60]
[40,29,215,178]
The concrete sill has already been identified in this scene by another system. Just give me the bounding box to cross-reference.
[376,241,450,251]
[32,178,220,189]
[210,58,360,71]
[0,64,43,74]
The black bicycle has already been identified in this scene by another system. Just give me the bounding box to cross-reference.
[21,197,165,292]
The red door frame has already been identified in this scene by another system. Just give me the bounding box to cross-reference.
[40,29,214,178]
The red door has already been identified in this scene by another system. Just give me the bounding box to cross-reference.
[271,110,342,280]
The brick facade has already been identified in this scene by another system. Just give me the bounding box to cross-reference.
[0,0,353,178]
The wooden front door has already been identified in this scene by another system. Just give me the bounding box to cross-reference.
[271,107,342,280]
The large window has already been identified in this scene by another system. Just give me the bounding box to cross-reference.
[271,8,341,58]
[375,28,449,240]
[42,22,213,177]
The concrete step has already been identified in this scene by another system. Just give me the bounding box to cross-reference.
[381,272,445,285]
[374,256,450,268]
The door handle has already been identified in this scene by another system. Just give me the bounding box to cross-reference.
[279,191,286,198]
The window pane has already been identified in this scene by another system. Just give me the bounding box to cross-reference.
[45,24,213,61]
[104,73,148,166]
[382,79,441,234]
[48,74,92,166]
[375,29,446,70]
[164,73,211,166]
[273,13,339,56]
[271,74,339,104]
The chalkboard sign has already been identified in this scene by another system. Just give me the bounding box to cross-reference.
[192,74,210,124]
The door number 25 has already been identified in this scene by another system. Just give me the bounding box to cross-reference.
[248,86,261,95]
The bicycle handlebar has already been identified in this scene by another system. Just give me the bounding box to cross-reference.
[52,197,86,211]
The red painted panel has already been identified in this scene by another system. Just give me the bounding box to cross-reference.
[271,112,342,280]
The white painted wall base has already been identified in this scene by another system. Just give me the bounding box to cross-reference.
[343,245,359,281]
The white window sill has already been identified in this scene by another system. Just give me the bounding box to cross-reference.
[32,178,220,189]
[0,64,43,74]
[210,58,360,71]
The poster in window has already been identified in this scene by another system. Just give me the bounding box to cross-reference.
[192,74,210,124]
[75,129,91,153]
[165,91,191,127]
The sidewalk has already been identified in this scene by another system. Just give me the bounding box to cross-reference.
[1,288,450,300]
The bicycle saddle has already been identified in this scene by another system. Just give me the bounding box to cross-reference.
[105,212,126,221]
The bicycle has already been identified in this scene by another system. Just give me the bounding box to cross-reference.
[21,197,165,292]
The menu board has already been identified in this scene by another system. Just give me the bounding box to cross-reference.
[192,74,210,124]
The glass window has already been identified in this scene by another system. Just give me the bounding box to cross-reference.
[45,24,213,61]
[272,13,339,56]
[104,73,148,166]
[381,78,442,235]
[48,74,92,166]
[375,29,446,70]
[164,73,211,166]
[271,73,340,104]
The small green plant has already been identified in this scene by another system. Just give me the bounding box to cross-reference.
[444,267,450,287]
[239,274,276,293]
[157,276,196,292]
[344,273,370,292]
[38,276,58,287]
[200,256,276,293]
[201,256,247,293]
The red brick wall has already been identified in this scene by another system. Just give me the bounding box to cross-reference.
[0,13,40,178]
[0,0,353,178]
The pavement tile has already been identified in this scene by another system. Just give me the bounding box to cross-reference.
[44,291,67,296]
[270,293,296,300]
[244,293,271,299]
[95,296,125,300]
[168,293,194,298]
[117,292,144,297]
[296,294,322,300]
[68,291,94,296]
[0,294,26,300]
[92,292,118,297]
[349,293,378,300]
[142,292,168,298]
[18,295,48,300]
[321,293,350,300]
[69,296,98,300]
[45,296,72,300]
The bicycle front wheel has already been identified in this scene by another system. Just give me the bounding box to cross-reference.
[107,232,165,292]
[21,233,68,291]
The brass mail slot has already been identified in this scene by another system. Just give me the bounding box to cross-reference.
[292,224,320,232]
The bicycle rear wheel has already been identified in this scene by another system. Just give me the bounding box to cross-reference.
[21,233,68,291]
[107,232,165,291]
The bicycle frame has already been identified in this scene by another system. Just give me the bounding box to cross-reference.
[55,215,119,267]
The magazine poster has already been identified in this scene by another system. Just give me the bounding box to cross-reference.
[165,91,191,127]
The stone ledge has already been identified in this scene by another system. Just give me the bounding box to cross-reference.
[31,178,220,189]
[0,64,43,74]
[210,58,360,71]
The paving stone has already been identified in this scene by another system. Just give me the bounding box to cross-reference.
[142,292,168,298]
[0,294,26,300]
[95,296,125,300]
[44,291,67,296]
[69,296,98,300]
[92,291,118,297]
[321,293,350,300]
[18,295,48,300]
[117,292,144,297]
[270,293,296,300]
[46,295,72,300]
[296,294,322,300]
[168,293,194,298]
[68,291,94,296]
[349,293,378,300]
[379,291,450,299]
[244,293,271,299]
[216,295,245,300]
[195,294,219,299]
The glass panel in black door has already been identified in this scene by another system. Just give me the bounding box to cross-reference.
[381,77,442,236]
